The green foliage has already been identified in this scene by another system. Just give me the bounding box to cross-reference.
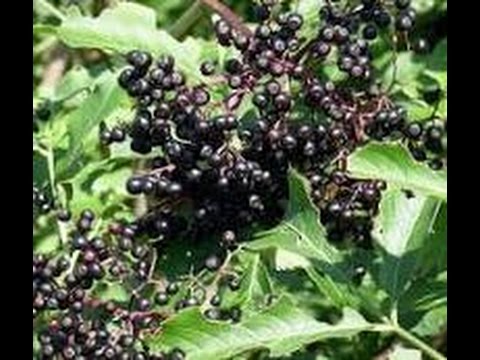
[348,143,447,201]
[57,2,209,81]
[57,70,129,178]
[145,297,376,360]
[249,171,356,308]
[371,189,442,310]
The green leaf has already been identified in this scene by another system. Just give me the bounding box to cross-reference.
[251,171,340,264]
[56,70,129,178]
[423,40,447,99]
[273,248,311,271]
[64,157,132,216]
[57,2,205,81]
[294,0,321,40]
[372,189,442,309]
[54,65,94,102]
[382,52,425,90]
[145,297,376,360]
[58,2,159,52]
[426,40,447,74]
[437,97,447,118]
[416,203,447,276]
[399,272,446,336]
[34,218,60,254]
[248,171,356,308]
[136,0,187,25]
[372,190,447,336]
[33,151,49,188]
[93,282,130,303]
[222,252,273,311]
[348,142,447,201]
[410,305,446,338]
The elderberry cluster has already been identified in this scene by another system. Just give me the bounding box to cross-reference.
[37,307,184,360]
[107,0,446,248]
[319,176,386,248]
[114,48,290,253]
[34,210,187,359]
[405,118,447,170]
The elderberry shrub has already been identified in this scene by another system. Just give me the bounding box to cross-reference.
[35,1,446,358]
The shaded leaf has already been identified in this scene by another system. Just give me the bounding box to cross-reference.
[399,272,446,336]
[426,39,447,75]
[410,305,446,338]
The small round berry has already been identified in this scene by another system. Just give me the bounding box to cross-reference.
[228,277,241,291]
[204,307,222,320]
[57,209,71,222]
[210,294,221,307]
[287,13,303,31]
[111,127,126,142]
[126,177,144,195]
[414,38,430,54]
[155,291,169,306]
[126,50,152,70]
[167,282,180,295]
[374,10,391,28]
[169,348,186,360]
[229,307,242,323]
[362,24,377,40]
[118,68,135,88]
[405,122,423,140]
[100,129,112,145]
[157,54,175,72]
[396,13,414,31]
[256,24,271,39]
[205,255,222,271]
[137,298,150,311]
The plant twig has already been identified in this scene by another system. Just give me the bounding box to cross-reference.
[200,0,252,37]
[39,48,68,97]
